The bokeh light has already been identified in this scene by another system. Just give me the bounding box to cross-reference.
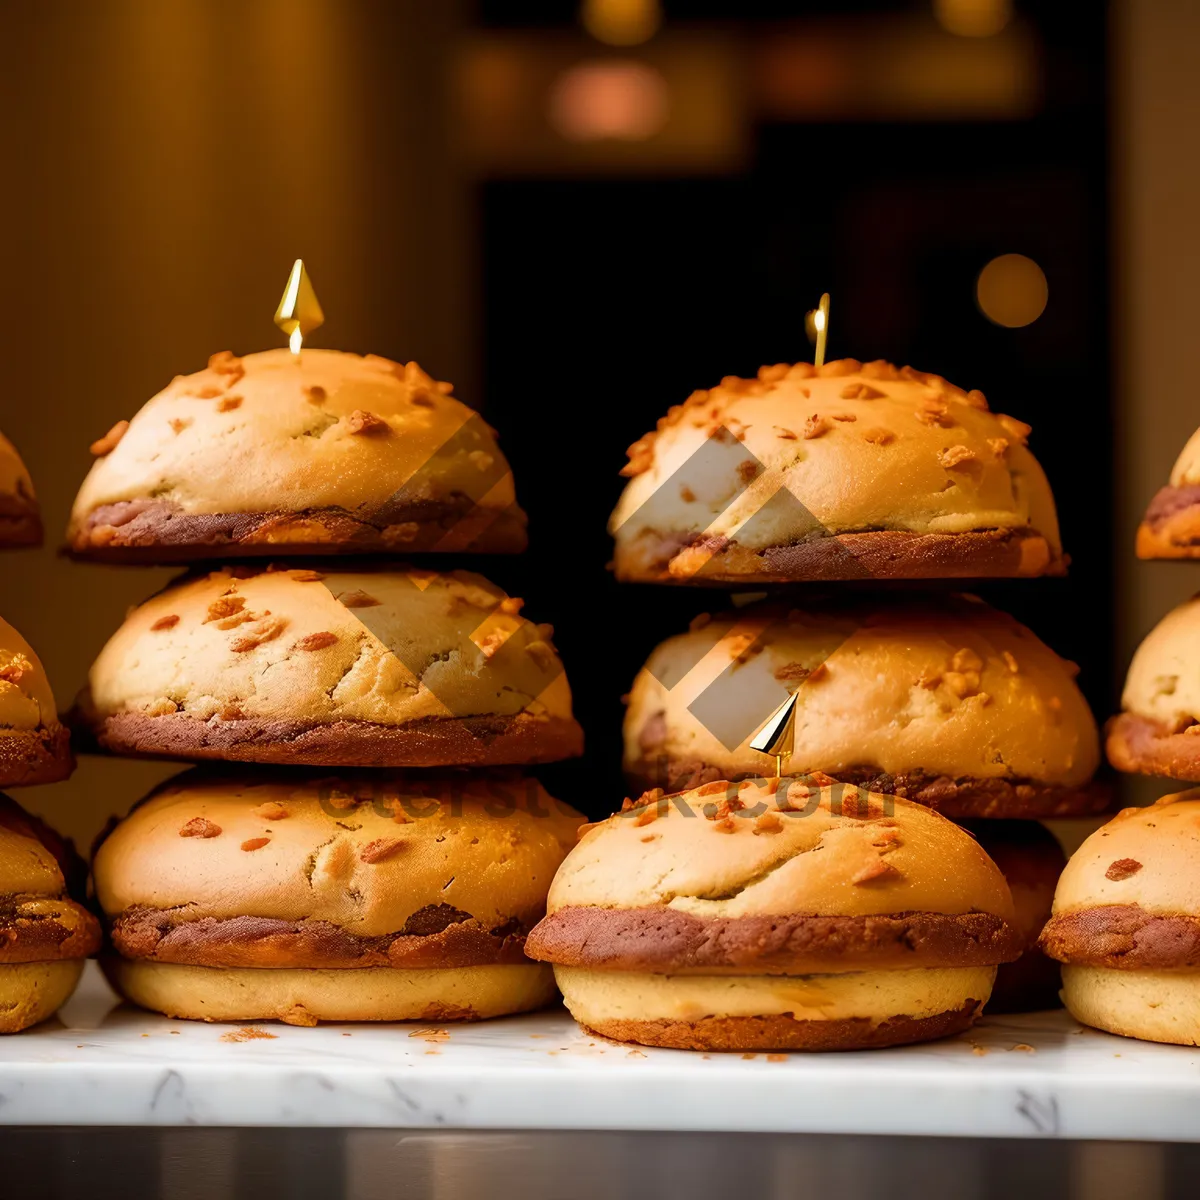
[976,253,1049,327]
[581,0,663,47]
[549,61,670,142]
[934,0,1013,38]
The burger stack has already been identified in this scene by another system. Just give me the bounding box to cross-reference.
[529,357,1105,1051]
[1039,425,1200,1045]
[69,342,584,1026]
[0,435,98,1031]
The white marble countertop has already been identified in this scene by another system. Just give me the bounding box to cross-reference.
[1,965,1199,1138]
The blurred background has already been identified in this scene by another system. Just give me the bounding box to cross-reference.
[0,0,1192,844]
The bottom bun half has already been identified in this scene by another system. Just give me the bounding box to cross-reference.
[1062,966,1200,1046]
[555,965,995,1051]
[0,960,85,1033]
[105,960,556,1025]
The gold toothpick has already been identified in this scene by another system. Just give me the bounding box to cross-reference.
[805,292,831,368]
[749,691,799,779]
[274,259,324,358]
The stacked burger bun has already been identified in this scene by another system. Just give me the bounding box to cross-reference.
[0,431,42,550]
[70,346,584,1026]
[0,798,99,1032]
[1108,431,1200,783]
[527,779,1022,1050]
[92,770,579,1025]
[1040,793,1200,1045]
[0,438,96,1030]
[1045,426,1200,1043]
[609,360,1063,584]
[530,358,1100,1051]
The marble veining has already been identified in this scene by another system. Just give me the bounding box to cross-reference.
[0,965,1196,1138]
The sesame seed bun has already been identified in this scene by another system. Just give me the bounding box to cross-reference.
[74,565,582,768]
[0,616,72,787]
[610,360,1062,584]
[1041,793,1200,1044]
[1108,595,1200,781]
[526,778,1021,1050]
[93,769,582,1024]
[68,350,526,561]
[624,596,1103,819]
[0,431,40,549]
[0,795,98,1032]
[1137,429,1200,558]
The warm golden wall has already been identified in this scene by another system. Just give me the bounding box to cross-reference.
[1113,0,1200,807]
[0,0,471,843]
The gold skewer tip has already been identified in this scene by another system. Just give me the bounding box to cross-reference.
[749,690,799,780]
[805,292,831,368]
[274,259,324,358]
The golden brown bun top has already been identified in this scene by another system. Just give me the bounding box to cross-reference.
[0,794,70,897]
[93,769,584,936]
[79,564,575,733]
[624,595,1098,787]
[1120,595,1200,724]
[69,349,520,534]
[0,431,35,508]
[0,615,62,734]
[610,359,1060,554]
[1052,792,1200,918]
[548,779,1016,923]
